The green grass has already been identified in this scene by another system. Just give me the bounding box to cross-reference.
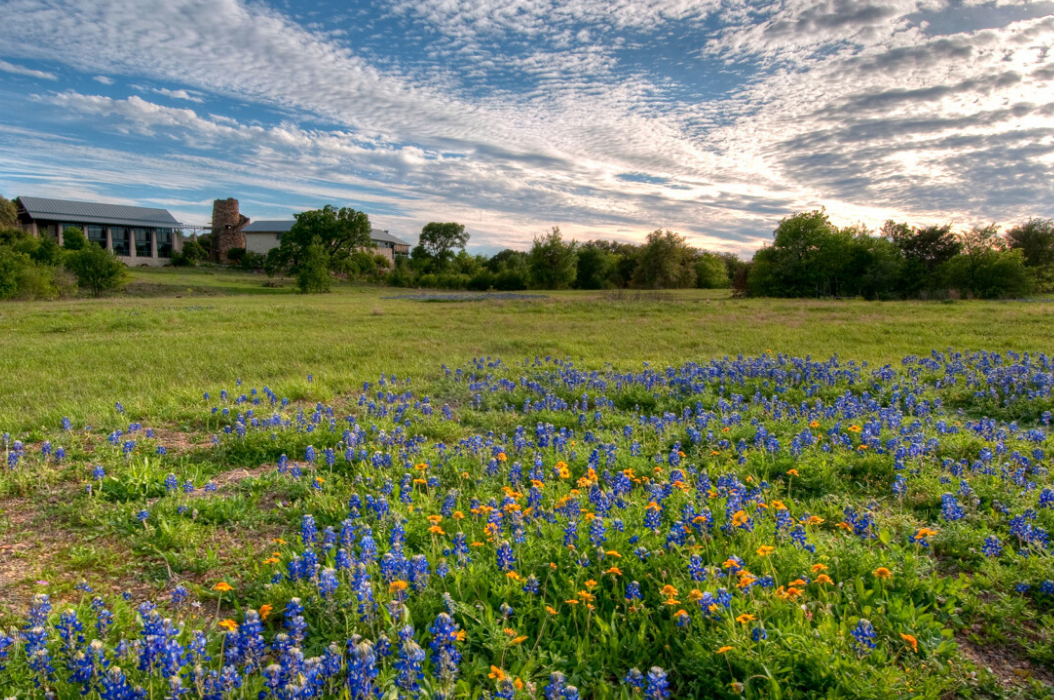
[0,267,1052,432]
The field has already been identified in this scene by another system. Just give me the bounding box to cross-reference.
[2,267,1054,699]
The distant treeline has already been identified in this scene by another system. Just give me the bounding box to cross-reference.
[384,211,1053,300]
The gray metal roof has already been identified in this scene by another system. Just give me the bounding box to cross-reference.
[243,220,295,233]
[242,220,409,246]
[17,196,180,228]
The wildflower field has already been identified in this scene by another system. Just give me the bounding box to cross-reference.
[3,282,1054,699]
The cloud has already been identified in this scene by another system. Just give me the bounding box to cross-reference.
[0,0,1051,253]
[93,75,114,84]
[0,58,56,80]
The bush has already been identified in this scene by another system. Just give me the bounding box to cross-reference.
[12,263,59,300]
[64,243,128,297]
[30,236,64,267]
[181,238,209,264]
[467,270,496,291]
[417,273,439,288]
[386,268,415,288]
[296,238,331,293]
[939,249,1033,299]
[62,227,87,251]
[494,270,528,291]
[0,246,30,299]
[225,247,246,264]
[240,251,266,270]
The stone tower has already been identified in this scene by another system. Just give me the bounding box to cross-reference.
[211,198,249,263]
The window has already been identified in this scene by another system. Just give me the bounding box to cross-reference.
[111,227,130,256]
[86,225,106,247]
[133,228,151,257]
[276,232,282,241]
[156,229,173,258]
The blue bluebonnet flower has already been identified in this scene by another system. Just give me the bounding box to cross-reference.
[851,619,877,655]
[623,668,644,690]
[496,540,516,571]
[429,612,462,689]
[752,626,768,642]
[645,667,670,699]
[982,536,1003,557]
[941,493,965,521]
[394,625,425,696]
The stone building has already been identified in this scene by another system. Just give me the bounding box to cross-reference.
[14,196,182,266]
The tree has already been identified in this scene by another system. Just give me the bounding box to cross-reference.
[890,222,961,270]
[528,227,578,289]
[632,230,697,289]
[296,237,332,293]
[65,243,128,297]
[575,243,616,290]
[62,226,87,251]
[182,237,209,264]
[0,195,17,228]
[419,222,469,260]
[748,209,849,297]
[282,205,373,270]
[1007,218,1054,268]
[695,253,730,289]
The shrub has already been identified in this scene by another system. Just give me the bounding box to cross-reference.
[467,270,496,291]
[296,238,331,293]
[0,246,30,299]
[61,226,87,251]
[12,263,59,300]
[494,270,528,291]
[64,243,128,297]
[181,238,209,264]
[240,251,266,270]
[225,247,246,264]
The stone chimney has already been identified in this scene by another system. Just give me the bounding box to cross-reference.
[211,198,249,263]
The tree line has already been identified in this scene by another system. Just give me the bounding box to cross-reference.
[3,191,1052,299]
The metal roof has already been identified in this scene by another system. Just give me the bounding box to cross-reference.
[17,196,180,228]
[243,220,295,233]
[243,220,409,246]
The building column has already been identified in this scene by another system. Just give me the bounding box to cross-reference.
[105,227,113,252]
[150,229,158,259]
[55,224,63,247]
[28,221,38,236]
[128,231,137,261]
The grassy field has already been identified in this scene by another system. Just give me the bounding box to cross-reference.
[2,268,1054,699]
[1,266,1052,432]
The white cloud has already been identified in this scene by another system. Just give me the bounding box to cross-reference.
[0,0,1051,251]
[0,58,56,80]
[93,75,114,84]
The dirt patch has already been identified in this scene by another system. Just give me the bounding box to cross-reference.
[957,633,1054,688]
[185,465,273,497]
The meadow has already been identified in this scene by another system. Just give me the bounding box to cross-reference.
[2,268,1054,699]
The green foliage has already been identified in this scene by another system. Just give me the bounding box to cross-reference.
[939,248,1033,299]
[225,246,246,263]
[0,194,17,228]
[239,250,266,271]
[64,242,129,297]
[1007,219,1054,291]
[528,226,578,289]
[419,221,469,259]
[30,235,65,266]
[283,205,373,271]
[62,226,87,251]
[632,229,697,289]
[694,252,731,289]
[296,237,332,293]
[575,243,616,289]
[0,245,29,299]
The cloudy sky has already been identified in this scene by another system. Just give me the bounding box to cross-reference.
[0,0,1052,254]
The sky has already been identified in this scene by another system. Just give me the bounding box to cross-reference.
[0,0,1052,255]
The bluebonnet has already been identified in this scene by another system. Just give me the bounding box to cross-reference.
[851,619,877,655]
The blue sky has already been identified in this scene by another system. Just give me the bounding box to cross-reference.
[0,0,1052,255]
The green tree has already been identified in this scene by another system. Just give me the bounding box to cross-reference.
[631,229,696,289]
[1006,218,1054,268]
[64,243,128,297]
[575,243,616,289]
[748,210,850,297]
[0,195,17,228]
[296,237,332,293]
[940,248,1032,299]
[528,227,578,289]
[419,222,469,260]
[0,246,30,299]
[695,253,730,289]
[62,226,87,251]
[181,237,209,264]
[283,205,373,270]
[30,236,64,266]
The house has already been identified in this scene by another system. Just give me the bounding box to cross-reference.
[14,196,183,266]
[242,220,411,263]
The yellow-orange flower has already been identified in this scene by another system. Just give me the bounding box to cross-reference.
[786,469,799,477]
[660,584,678,597]
[218,619,238,632]
[488,666,506,681]
[212,582,233,592]
[873,567,892,579]
[900,633,919,653]
[756,545,776,557]
[811,563,828,572]
[735,614,756,624]
[389,580,409,593]
[259,604,273,620]
[717,646,733,654]
[814,574,834,585]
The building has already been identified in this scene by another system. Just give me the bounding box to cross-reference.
[15,196,183,266]
[242,220,411,263]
